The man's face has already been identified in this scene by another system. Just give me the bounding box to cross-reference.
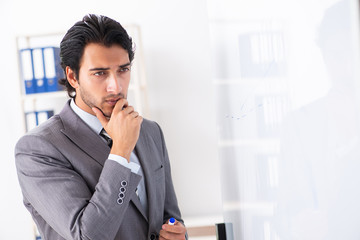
[73,43,131,117]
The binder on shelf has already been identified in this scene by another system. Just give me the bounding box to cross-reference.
[25,112,37,131]
[44,47,64,92]
[19,47,65,94]
[20,49,36,94]
[33,48,47,93]
[25,110,54,131]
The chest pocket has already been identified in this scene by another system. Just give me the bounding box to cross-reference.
[153,164,165,182]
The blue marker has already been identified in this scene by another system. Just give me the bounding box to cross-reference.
[168,217,175,225]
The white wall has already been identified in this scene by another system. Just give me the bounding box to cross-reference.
[0,0,222,239]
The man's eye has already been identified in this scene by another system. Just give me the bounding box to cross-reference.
[94,71,105,76]
[119,67,130,72]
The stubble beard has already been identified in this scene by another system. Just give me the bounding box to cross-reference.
[80,89,126,118]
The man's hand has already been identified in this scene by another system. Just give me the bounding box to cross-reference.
[92,98,143,161]
[159,219,187,240]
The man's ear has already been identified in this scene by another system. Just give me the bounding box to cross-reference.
[66,66,79,89]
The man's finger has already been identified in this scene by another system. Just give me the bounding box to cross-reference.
[113,98,128,113]
[124,106,135,114]
[162,222,186,234]
[130,111,139,118]
[92,107,109,127]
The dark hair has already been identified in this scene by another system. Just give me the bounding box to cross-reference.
[59,14,135,98]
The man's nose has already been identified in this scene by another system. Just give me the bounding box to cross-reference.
[106,74,122,93]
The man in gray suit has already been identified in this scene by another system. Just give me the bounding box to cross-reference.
[15,14,187,240]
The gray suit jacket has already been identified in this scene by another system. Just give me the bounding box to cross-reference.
[15,100,184,240]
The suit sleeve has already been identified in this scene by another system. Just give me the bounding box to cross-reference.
[15,134,141,240]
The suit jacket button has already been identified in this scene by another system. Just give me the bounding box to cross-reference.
[117,198,123,205]
[121,180,128,187]
[150,233,157,240]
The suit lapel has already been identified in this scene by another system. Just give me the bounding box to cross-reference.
[130,191,148,221]
[134,126,163,225]
[59,101,110,166]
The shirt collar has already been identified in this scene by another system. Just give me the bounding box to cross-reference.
[70,99,103,135]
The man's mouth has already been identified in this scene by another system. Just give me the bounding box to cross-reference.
[105,97,121,106]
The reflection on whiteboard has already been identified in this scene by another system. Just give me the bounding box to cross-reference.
[277,1,360,239]
[210,0,360,239]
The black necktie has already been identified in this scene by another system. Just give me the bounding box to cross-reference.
[100,128,113,148]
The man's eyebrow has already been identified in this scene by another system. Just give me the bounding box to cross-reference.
[89,63,131,71]
[119,62,131,68]
[89,67,110,71]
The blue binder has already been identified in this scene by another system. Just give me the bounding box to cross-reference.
[25,110,54,131]
[43,47,65,92]
[19,47,65,94]
[32,48,47,93]
[19,49,36,94]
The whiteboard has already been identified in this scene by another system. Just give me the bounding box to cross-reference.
[209,0,360,239]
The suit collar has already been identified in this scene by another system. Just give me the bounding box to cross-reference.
[59,100,110,166]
